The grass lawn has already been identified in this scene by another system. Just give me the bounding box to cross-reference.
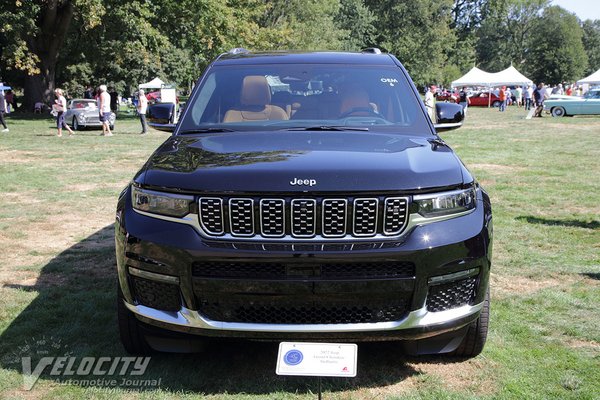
[0,107,598,399]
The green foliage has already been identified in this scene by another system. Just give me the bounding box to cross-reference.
[582,19,600,74]
[1,0,599,105]
[527,6,588,84]
[476,0,549,73]
[335,0,376,51]
[366,0,457,87]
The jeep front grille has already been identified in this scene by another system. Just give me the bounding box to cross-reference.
[198,195,410,240]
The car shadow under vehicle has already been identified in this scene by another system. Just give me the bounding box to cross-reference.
[0,225,458,395]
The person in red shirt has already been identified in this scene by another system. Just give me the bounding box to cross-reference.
[566,85,573,96]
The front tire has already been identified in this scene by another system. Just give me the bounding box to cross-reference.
[551,107,566,117]
[450,287,490,357]
[117,284,153,355]
[73,118,79,131]
[492,100,501,107]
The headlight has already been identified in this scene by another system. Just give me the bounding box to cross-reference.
[78,114,86,122]
[131,186,193,217]
[414,187,476,218]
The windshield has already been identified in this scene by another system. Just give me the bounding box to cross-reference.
[178,64,431,135]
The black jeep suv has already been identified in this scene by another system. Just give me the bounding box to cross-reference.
[116,49,492,357]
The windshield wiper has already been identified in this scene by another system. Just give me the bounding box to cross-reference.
[286,125,369,131]
[179,128,237,134]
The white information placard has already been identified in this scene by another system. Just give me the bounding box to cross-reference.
[276,342,357,377]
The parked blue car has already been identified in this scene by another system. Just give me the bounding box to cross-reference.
[544,89,600,117]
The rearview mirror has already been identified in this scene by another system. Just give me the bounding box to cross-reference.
[434,103,464,132]
[147,102,176,132]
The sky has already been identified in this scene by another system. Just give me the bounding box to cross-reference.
[551,0,600,21]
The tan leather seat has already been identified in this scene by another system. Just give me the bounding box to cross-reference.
[223,76,288,122]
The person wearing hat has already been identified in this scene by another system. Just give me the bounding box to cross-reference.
[137,89,148,134]
[424,85,436,122]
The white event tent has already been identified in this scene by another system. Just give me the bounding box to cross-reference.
[451,65,532,88]
[451,67,493,88]
[577,69,600,85]
[451,65,533,107]
[139,77,165,89]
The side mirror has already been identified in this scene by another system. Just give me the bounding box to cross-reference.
[147,102,176,132]
[434,102,464,132]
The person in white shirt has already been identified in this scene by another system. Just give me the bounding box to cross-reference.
[137,89,149,134]
[98,84,113,136]
[54,88,74,137]
[424,85,436,122]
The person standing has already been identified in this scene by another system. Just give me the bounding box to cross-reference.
[84,86,93,99]
[0,91,8,132]
[137,89,148,134]
[498,86,507,112]
[524,85,533,110]
[459,87,470,115]
[54,88,74,137]
[424,85,436,122]
[533,83,544,117]
[98,84,113,136]
[515,86,523,107]
[5,90,14,113]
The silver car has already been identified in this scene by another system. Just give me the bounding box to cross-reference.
[64,99,116,130]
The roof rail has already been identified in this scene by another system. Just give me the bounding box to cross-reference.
[361,47,382,54]
[228,48,250,55]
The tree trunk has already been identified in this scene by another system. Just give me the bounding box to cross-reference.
[22,1,74,111]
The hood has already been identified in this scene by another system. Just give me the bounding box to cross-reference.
[138,131,464,192]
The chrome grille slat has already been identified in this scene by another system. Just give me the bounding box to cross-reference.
[353,198,379,236]
[197,196,409,240]
[322,199,347,237]
[198,198,224,235]
[384,197,409,235]
[229,198,254,236]
[291,199,317,237]
[260,199,285,237]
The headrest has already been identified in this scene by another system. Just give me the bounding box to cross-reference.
[241,76,271,106]
[339,86,370,113]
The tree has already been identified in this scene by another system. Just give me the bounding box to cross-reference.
[582,19,600,75]
[475,0,548,73]
[258,0,344,50]
[0,0,104,109]
[335,0,376,51]
[527,6,587,84]
[365,0,457,87]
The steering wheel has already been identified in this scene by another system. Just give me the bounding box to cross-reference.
[338,107,381,119]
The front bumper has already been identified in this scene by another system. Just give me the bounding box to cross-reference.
[115,187,492,341]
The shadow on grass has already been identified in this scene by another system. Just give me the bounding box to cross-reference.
[580,272,600,281]
[0,225,438,395]
[516,216,599,230]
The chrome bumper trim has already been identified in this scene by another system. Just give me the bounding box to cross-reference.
[124,301,484,333]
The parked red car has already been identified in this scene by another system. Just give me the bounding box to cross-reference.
[469,91,501,107]
[435,90,459,103]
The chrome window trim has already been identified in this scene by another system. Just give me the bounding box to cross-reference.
[321,198,348,238]
[352,198,379,237]
[259,198,286,238]
[228,198,255,237]
[291,199,317,238]
[383,196,409,236]
[125,300,484,333]
[198,197,225,235]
